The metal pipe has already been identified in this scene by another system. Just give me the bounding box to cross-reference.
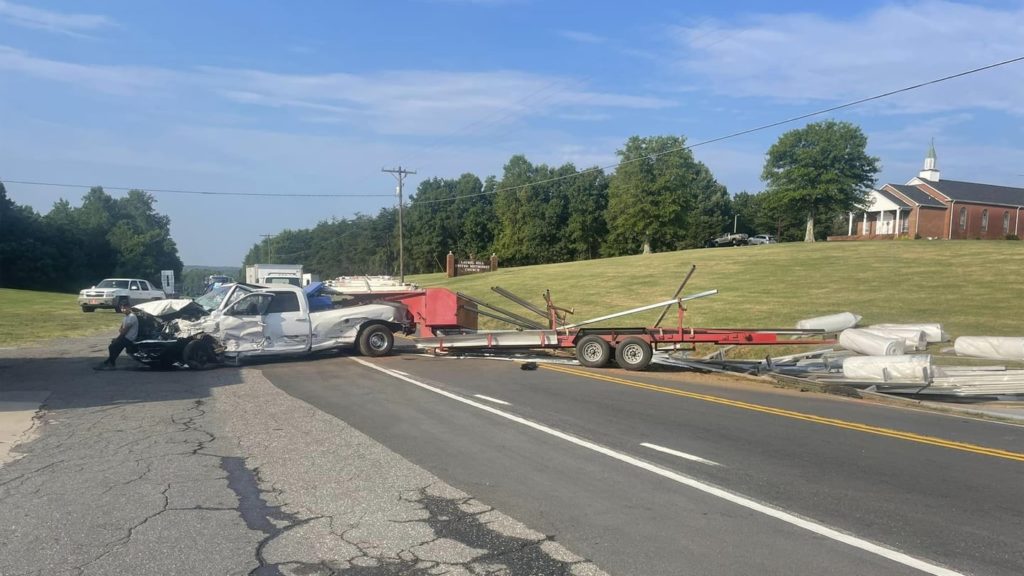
[490,286,554,321]
[463,306,537,330]
[456,292,546,330]
[562,290,718,330]
[654,265,696,328]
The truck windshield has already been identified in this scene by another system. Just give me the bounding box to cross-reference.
[96,280,130,289]
[194,284,252,312]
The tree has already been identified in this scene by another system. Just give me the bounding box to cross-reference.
[761,120,880,242]
[604,135,727,255]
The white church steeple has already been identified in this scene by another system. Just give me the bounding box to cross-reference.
[918,139,940,182]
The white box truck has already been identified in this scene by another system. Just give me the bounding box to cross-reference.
[245,264,303,287]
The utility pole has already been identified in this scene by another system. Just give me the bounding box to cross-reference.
[382,165,416,283]
[260,234,274,262]
[733,214,738,234]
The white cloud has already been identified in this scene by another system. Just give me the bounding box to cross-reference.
[0,44,675,135]
[0,0,113,36]
[0,45,173,94]
[672,1,1024,115]
[558,30,607,44]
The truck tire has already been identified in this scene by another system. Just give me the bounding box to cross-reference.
[576,335,611,368]
[615,337,653,371]
[183,339,215,370]
[358,324,394,357]
[81,306,96,313]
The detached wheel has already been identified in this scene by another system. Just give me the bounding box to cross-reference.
[615,337,653,371]
[81,306,96,313]
[358,324,394,357]
[183,339,215,370]
[576,335,611,368]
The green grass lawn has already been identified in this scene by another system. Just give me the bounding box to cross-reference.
[0,288,124,346]
[2,240,1021,349]
[410,240,1024,341]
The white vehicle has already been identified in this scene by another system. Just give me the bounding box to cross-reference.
[78,278,166,312]
[747,234,778,245]
[129,283,413,369]
[245,264,303,287]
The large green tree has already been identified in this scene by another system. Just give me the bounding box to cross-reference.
[604,135,727,255]
[761,120,880,242]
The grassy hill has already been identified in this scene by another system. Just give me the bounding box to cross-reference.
[410,240,1024,339]
[2,240,1021,347]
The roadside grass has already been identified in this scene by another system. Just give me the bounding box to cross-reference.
[0,288,121,346]
[410,241,1024,356]
[3,240,1021,352]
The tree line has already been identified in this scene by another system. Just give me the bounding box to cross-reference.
[0,120,878,291]
[244,121,878,277]
[0,183,183,292]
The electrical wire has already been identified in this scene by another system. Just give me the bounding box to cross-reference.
[412,54,1024,206]
[0,179,393,198]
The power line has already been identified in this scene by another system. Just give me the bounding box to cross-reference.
[0,179,393,198]
[413,54,1024,206]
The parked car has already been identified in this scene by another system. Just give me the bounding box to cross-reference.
[78,278,166,312]
[129,283,414,369]
[748,234,778,245]
[708,232,749,247]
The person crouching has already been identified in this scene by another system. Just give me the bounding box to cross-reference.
[95,302,139,370]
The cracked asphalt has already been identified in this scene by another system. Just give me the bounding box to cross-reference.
[0,336,606,576]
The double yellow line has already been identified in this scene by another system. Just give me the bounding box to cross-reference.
[542,364,1024,463]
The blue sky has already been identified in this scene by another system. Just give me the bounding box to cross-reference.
[2,0,1023,266]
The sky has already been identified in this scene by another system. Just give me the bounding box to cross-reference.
[2,0,1023,266]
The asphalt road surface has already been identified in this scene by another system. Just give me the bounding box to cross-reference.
[263,352,1024,576]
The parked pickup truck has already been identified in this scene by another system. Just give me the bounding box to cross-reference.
[78,278,166,312]
[129,283,414,369]
[708,232,749,247]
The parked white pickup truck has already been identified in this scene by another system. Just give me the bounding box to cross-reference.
[129,283,413,369]
[78,278,166,312]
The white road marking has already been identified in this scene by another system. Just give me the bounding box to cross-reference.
[473,394,511,406]
[352,358,964,576]
[641,442,721,466]
[391,369,410,376]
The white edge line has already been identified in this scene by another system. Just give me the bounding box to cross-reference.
[351,357,963,576]
[641,442,721,466]
[473,394,511,406]
[391,369,411,376]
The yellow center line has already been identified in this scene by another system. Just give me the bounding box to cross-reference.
[541,364,1024,463]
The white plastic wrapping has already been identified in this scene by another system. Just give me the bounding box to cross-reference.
[862,328,928,351]
[953,336,1024,361]
[796,312,862,332]
[842,355,931,382]
[839,329,905,356]
[868,323,948,343]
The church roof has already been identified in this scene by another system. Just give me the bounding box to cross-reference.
[923,179,1024,207]
[875,188,911,208]
[887,184,945,208]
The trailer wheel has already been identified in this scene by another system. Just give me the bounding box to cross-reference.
[576,335,611,368]
[183,339,215,370]
[358,324,394,357]
[615,337,653,371]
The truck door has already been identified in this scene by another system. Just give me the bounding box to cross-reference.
[261,290,311,353]
[219,293,273,354]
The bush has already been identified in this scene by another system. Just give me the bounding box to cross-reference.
[1006,234,1020,241]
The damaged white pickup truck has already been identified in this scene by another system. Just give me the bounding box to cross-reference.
[129,283,414,369]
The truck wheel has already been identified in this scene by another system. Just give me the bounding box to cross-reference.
[358,324,394,357]
[615,337,653,371]
[81,306,95,313]
[183,339,214,370]
[115,296,130,310]
[576,335,611,368]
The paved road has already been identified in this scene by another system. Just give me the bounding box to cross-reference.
[264,353,1024,576]
[0,338,606,576]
